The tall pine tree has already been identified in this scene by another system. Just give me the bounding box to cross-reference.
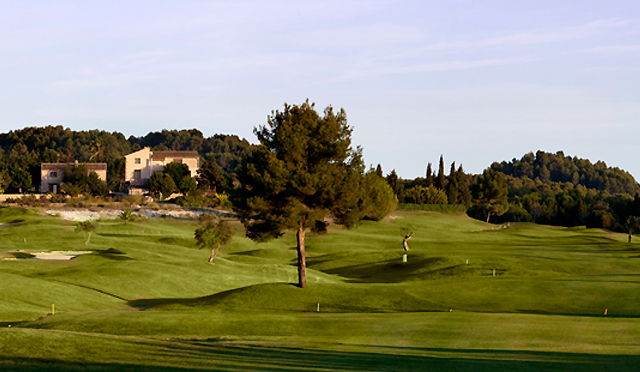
[232,101,396,288]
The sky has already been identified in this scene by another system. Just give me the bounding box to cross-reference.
[1,1,639,180]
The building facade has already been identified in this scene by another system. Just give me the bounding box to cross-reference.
[40,162,107,193]
[124,147,199,195]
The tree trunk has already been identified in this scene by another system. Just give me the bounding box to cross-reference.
[209,248,217,262]
[486,212,492,223]
[297,221,307,288]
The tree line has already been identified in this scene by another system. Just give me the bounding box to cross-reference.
[383,150,640,234]
[0,126,253,193]
[384,155,472,207]
[2,124,638,237]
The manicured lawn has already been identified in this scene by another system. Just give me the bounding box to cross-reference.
[1,207,640,370]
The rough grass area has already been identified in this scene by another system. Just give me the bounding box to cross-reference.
[1,207,640,371]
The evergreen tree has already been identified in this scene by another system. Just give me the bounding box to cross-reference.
[360,170,398,220]
[163,162,191,187]
[425,163,434,187]
[404,185,448,204]
[472,168,509,223]
[435,155,446,190]
[178,176,197,195]
[456,164,472,207]
[197,157,227,193]
[447,161,458,204]
[232,101,395,288]
[62,165,108,196]
[375,164,383,178]
[148,172,177,199]
[8,166,32,194]
[195,215,233,262]
[386,169,399,195]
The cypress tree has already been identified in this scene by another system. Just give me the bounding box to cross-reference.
[386,169,399,195]
[447,161,458,204]
[375,164,383,178]
[436,155,446,190]
[426,163,434,187]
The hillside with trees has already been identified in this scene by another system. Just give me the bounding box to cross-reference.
[2,125,639,236]
[385,151,640,234]
[0,126,254,193]
[491,150,639,196]
[478,151,640,232]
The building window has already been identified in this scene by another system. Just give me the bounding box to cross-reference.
[173,159,182,163]
[133,170,141,180]
[135,158,141,164]
[50,172,57,178]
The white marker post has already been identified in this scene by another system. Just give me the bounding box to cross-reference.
[466,259,469,265]
[493,269,496,276]
[403,254,407,263]
[317,302,320,312]
[52,304,55,315]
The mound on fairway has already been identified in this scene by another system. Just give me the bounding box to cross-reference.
[128,282,444,313]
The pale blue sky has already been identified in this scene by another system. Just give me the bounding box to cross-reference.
[1,1,639,180]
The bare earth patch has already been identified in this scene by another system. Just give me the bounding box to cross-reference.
[41,208,231,222]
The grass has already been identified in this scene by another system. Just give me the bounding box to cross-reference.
[1,207,640,370]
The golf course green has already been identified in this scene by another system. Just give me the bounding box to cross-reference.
[1,207,640,371]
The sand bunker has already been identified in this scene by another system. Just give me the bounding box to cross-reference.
[0,251,91,261]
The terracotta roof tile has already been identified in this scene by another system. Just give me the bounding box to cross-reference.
[41,163,107,171]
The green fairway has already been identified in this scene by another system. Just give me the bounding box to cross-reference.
[2,207,640,371]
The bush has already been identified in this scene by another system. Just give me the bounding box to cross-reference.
[404,186,448,205]
[175,193,221,209]
[398,204,467,214]
[149,172,177,200]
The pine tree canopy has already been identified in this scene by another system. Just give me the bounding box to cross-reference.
[231,100,395,287]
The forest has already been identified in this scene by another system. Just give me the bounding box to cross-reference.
[0,125,638,234]
[0,125,253,193]
[385,151,640,234]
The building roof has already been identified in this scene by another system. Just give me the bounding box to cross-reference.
[151,151,199,161]
[41,162,107,171]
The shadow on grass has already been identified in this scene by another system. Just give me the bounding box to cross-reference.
[92,248,133,261]
[309,256,496,283]
[126,281,441,313]
[2,342,640,372]
[127,283,299,311]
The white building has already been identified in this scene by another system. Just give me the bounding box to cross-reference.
[124,147,199,195]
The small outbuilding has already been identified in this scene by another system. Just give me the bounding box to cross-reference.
[40,161,107,193]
